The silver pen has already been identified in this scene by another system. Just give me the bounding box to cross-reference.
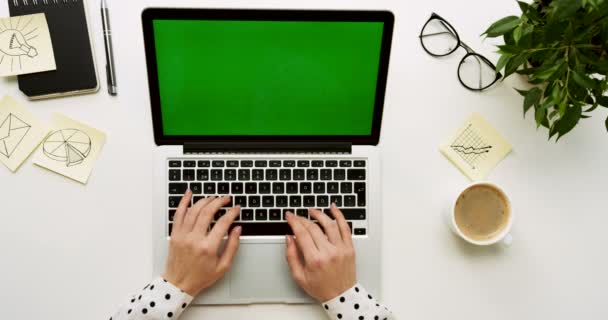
[101,0,117,95]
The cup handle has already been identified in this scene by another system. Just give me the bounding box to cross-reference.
[501,234,513,247]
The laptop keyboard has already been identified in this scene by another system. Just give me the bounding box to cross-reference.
[166,158,368,237]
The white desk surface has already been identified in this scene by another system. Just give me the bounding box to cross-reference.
[1,0,607,319]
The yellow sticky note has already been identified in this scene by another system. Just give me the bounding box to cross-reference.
[0,95,50,172]
[440,113,512,181]
[33,113,106,184]
[0,13,57,77]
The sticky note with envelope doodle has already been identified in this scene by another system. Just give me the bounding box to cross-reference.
[0,95,50,172]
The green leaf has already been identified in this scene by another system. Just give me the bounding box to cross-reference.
[535,105,547,128]
[585,103,599,113]
[559,99,568,116]
[534,65,561,80]
[552,0,583,20]
[515,88,529,97]
[495,54,512,73]
[596,96,608,108]
[504,54,527,78]
[555,105,583,141]
[605,116,608,133]
[517,1,530,13]
[513,26,523,44]
[523,87,542,116]
[483,16,520,37]
[572,70,598,89]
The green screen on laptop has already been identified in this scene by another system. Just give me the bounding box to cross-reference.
[152,19,384,136]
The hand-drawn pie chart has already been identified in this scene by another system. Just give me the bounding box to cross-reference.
[43,129,92,167]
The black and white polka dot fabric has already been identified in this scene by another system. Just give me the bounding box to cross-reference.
[323,284,393,320]
[110,277,193,320]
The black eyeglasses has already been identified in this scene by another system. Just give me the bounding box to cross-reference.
[419,13,502,91]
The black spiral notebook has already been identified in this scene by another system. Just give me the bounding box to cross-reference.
[8,0,99,99]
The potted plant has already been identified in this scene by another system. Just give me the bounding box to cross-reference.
[483,0,608,140]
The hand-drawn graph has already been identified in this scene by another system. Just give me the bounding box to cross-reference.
[43,129,92,167]
[0,113,31,158]
[450,124,493,170]
[0,15,41,72]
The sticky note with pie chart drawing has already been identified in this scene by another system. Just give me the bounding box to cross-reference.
[440,113,512,181]
[33,113,106,184]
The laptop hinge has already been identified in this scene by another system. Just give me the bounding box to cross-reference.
[183,142,352,154]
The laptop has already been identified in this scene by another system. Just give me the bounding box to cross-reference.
[142,8,394,304]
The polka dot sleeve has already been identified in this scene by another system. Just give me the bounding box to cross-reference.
[110,277,194,320]
[322,284,393,320]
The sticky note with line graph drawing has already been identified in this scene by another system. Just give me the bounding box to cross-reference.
[440,113,512,181]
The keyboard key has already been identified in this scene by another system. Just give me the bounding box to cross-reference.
[304,196,315,207]
[286,183,298,194]
[354,228,367,235]
[245,183,257,194]
[259,183,271,194]
[297,160,310,167]
[198,160,210,167]
[293,169,305,180]
[231,183,244,194]
[330,195,342,207]
[279,169,291,181]
[300,182,312,194]
[306,169,319,180]
[340,160,352,167]
[226,223,294,236]
[197,169,209,181]
[273,182,285,194]
[317,196,329,207]
[168,196,181,208]
[327,183,339,194]
[169,210,176,221]
[320,169,332,180]
[276,196,288,207]
[183,170,195,181]
[269,209,282,221]
[313,182,325,194]
[249,196,261,207]
[262,196,274,207]
[225,169,237,181]
[283,209,295,219]
[218,183,230,194]
[354,160,366,167]
[266,169,278,181]
[227,160,239,167]
[168,223,173,236]
[325,208,366,220]
[169,183,188,194]
[169,160,181,168]
[344,195,356,207]
[242,209,254,221]
[255,160,268,167]
[211,170,223,181]
[269,160,282,167]
[169,170,181,181]
[283,160,296,167]
[340,182,353,194]
[296,209,308,218]
[193,196,205,203]
[290,196,302,207]
[326,160,338,167]
[235,196,247,207]
[347,169,366,180]
[255,209,268,221]
[212,160,225,167]
[190,183,202,194]
[184,161,196,168]
[241,160,253,167]
[204,183,216,194]
[355,183,366,206]
[214,209,226,221]
[252,169,264,181]
[334,169,346,181]
[238,169,250,181]
[312,160,324,167]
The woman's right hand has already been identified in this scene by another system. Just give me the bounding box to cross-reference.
[285,204,357,302]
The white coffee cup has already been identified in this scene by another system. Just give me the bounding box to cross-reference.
[446,182,514,246]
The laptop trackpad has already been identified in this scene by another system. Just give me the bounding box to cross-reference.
[230,243,306,301]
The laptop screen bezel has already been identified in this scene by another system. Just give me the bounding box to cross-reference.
[142,8,394,146]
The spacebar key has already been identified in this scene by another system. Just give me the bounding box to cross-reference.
[228,223,294,236]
